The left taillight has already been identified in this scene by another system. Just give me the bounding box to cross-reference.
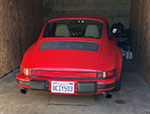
[97,69,115,79]
[21,68,33,76]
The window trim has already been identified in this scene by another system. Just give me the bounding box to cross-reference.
[106,23,113,41]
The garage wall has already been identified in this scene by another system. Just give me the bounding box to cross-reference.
[0,0,43,78]
[43,0,131,28]
[130,0,150,83]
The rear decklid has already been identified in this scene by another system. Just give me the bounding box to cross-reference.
[34,38,102,71]
[21,38,104,79]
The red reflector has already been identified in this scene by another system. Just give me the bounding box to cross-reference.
[33,70,97,78]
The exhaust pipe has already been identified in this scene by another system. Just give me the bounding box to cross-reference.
[20,88,27,94]
[103,92,112,99]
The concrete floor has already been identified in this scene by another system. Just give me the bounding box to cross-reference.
[0,59,150,114]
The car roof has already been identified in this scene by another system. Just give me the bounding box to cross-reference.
[48,15,107,23]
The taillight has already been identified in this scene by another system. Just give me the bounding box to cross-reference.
[97,72,103,78]
[21,68,33,76]
[97,69,115,79]
[106,70,115,78]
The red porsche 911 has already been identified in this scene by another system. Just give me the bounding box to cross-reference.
[16,15,122,96]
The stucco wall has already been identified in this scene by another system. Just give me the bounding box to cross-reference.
[0,0,43,78]
[130,0,150,83]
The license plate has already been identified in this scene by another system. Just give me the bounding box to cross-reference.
[51,81,74,94]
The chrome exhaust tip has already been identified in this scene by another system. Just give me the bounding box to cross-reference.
[103,92,112,99]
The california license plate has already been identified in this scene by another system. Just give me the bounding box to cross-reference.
[51,81,74,94]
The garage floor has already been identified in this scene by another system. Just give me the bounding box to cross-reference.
[0,59,150,114]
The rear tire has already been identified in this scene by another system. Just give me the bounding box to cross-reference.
[113,76,122,91]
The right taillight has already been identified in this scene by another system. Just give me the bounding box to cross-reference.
[106,69,115,78]
[97,69,115,79]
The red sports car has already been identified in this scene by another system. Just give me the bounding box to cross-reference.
[16,15,122,96]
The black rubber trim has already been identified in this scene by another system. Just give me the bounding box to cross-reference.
[77,81,97,94]
[97,83,116,89]
[40,41,99,52]
[30,79,49,92]
[29,75,116,80]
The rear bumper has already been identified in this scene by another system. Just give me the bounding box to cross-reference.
[16,74,117,95]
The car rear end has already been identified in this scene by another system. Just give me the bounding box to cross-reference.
[16,16,119,95]
[16,68,117,95]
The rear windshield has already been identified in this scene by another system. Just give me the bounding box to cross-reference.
[42,20,103,39]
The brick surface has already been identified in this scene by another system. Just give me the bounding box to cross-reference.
[43,0,131,28]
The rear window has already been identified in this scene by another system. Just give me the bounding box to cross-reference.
[42,20,103,39]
